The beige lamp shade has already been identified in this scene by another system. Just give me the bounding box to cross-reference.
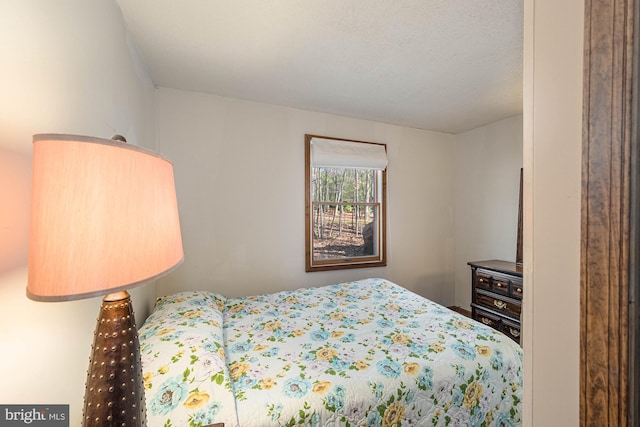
[27,134,184,301]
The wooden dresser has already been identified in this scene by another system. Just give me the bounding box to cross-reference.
[468,260,523,344]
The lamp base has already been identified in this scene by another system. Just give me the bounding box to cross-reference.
[82,291,145,426]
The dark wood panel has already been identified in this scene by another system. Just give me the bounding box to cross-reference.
[468,260,523,277]
[581,0,636,425]
[516,168,523,266]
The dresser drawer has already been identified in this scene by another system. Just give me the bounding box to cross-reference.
[511,282,523,300]
[500,318,521,343]
[474,272,491,291]
[475,290,521,320]
[491,276,510,297]
[472,306,502,330]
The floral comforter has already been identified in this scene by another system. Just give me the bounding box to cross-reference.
[140,278,523,427]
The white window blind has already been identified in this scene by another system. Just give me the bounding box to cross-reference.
[311,137,388,170]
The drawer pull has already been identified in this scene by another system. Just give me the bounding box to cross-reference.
[509,328,520,337]
[493,300,507,309]
[495,282,505,288]
[481,318,492,325]
[515,288,522,293]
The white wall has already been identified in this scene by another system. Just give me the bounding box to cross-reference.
[522,0,583,425]
[453,115,523,309]
[0,1,157,424]
[155,88,457,304]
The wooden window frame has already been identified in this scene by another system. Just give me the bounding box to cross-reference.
[304,134,387,272]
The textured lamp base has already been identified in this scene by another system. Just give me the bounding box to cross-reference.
[83,291,145,426]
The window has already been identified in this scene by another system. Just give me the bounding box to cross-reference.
[305,134,387,271]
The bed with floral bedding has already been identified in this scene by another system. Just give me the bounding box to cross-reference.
[139,278,523,427]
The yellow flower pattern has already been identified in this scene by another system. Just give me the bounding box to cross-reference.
[354,360,369,370]
[228,362,250,379]
[316,348,338,360]
[382,402,406,426]
[260,377,276,390]
[403,362,420,375]
[464,381,483,409]
[477,345,491,356]
[312,381,332,394]
[183,391,209,409]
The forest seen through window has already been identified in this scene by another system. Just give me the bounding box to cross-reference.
[311,167,379,260]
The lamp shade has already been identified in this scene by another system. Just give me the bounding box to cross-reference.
[27,134,183,301]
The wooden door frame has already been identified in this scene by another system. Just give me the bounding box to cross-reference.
[581,0,639,425]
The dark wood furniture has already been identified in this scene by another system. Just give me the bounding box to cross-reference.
[468,260,523,344]
[581,0,640,423]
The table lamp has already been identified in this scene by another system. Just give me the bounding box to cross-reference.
[27,134,184,426]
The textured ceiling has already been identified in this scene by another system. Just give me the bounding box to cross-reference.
[116,0,523,134]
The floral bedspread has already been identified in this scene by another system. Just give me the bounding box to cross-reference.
[140,278,523,427]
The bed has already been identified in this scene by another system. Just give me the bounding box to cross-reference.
[139,278,523,427]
